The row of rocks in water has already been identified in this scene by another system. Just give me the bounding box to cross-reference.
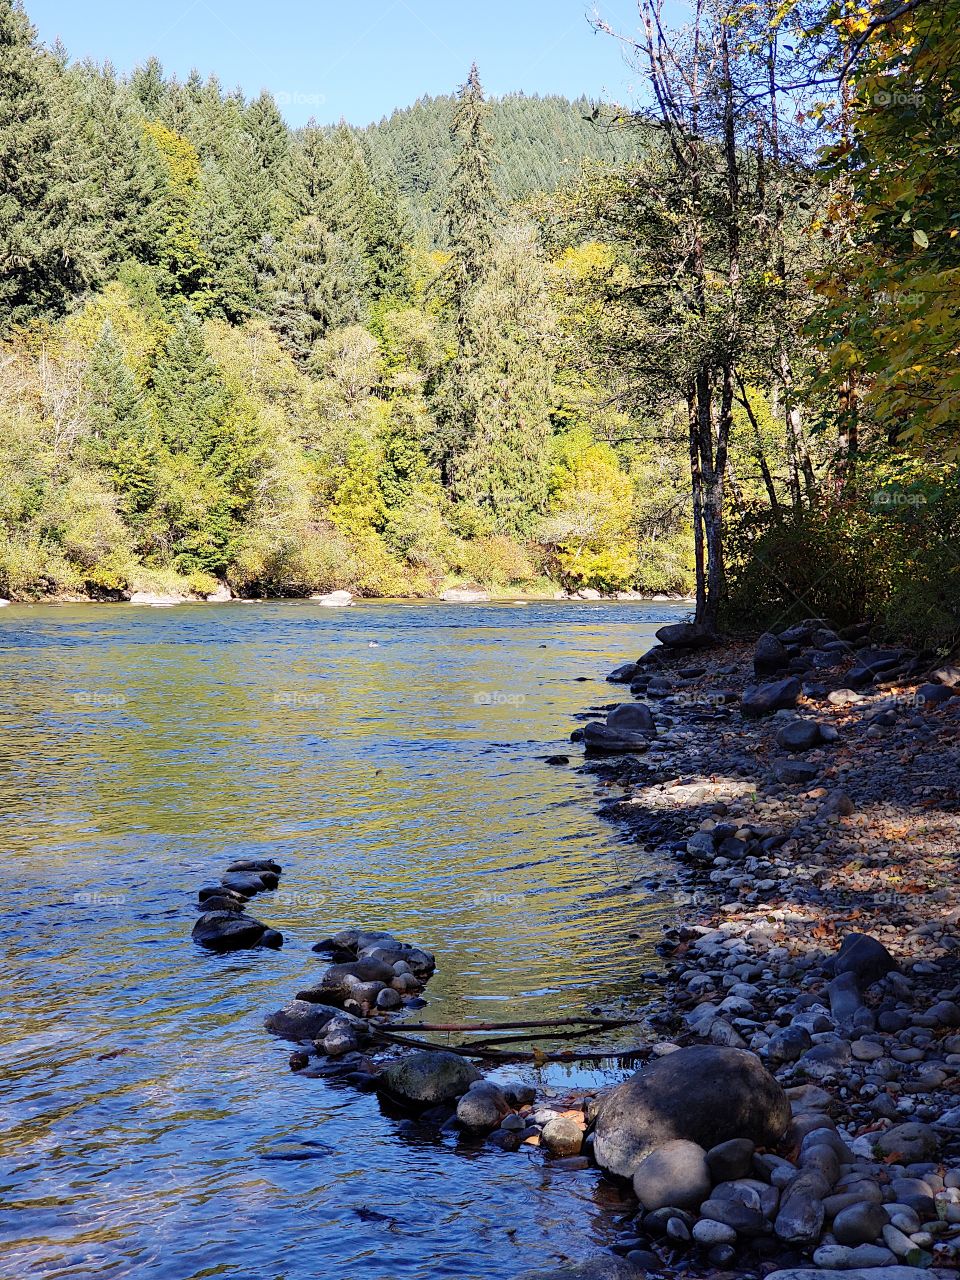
[261,926,599,1160]
[191,858,284,951]
[545,616,960,1277]
[264,926,436,1060]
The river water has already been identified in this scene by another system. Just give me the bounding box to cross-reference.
[0,599,682,1280]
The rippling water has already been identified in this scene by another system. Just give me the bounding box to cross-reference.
[0,599,682,1280]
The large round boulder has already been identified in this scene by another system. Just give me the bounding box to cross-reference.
[591,1045,791,1178]
[379,1050,481,1107]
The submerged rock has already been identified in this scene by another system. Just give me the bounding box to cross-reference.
[456,1081,511,1132]
[519,1258,644,1280]
[379,1050,481,1107]
[591,1045,791,1178]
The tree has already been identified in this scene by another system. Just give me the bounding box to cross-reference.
[68,61,166,275]
[0,0,96,325]
[587,0,822,629]
[81,321,158,528]
[141,120,211,304]
[442,65,499,330]
[265,217,366,362]
[448,223,554,534]
[814,0,960,454]
[149,309,265,573]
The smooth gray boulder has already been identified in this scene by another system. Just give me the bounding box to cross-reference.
[632,1139,711,1210]
[833,1201,889,1245]
[541,1116,584,1156]
[741,677,801,718]
[582,722,651,753]
[606,702,656,735]
[456,1082,511,1132]
[379,1051,481,1107]
[297,958,396,1003]
[827,934,897,987]
[607,663,638,684]
[764,1270,932,1280]
[263,999,336,1040]
[774,759,820,784]
[755,631,789,676]
[591,1045,791,1178]
[776,720,823,752]
[873,1122,939,1163]
[655,622,716,648]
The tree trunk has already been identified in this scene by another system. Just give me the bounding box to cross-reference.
[687,387,707,621]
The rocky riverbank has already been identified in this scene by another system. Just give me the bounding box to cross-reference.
[554,619,960,1278]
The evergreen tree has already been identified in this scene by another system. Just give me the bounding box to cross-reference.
[141,119,211,304]
[0,0,96,325]
[82,321,158,527]
[448,224,553,533]
[265,217,366,362]
[198,131,272,319]
[443,64,498,328]
[129,56,165,116]
[69,62,166,274]
[246,91,290,172]
[433,65,500,481]
[150,309,264,573]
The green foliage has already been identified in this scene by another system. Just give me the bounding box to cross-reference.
[265,218,366,362]
[0,0,97,325]
[725,458,960,649]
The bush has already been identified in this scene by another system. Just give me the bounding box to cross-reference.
[455,535,535,587]
[725,479,960,650]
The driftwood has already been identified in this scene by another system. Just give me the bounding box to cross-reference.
[400,1016,645,1034]
[367,1023,653,1064]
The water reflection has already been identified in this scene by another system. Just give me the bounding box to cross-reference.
[0,600,681,1279]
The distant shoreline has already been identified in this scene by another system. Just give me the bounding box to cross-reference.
[0,591,697,609]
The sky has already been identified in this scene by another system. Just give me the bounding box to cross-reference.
[27,0,650,128]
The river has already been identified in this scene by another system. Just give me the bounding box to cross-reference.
[0,599,682,1280]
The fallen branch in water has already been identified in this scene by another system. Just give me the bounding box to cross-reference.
[367,1024,653,1063]
[397,1015,645,1034]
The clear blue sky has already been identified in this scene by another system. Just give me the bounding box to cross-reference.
[27,0,650,127]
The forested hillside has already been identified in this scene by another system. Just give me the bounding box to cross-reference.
[1,0,957,650]
[361,93,646,241]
